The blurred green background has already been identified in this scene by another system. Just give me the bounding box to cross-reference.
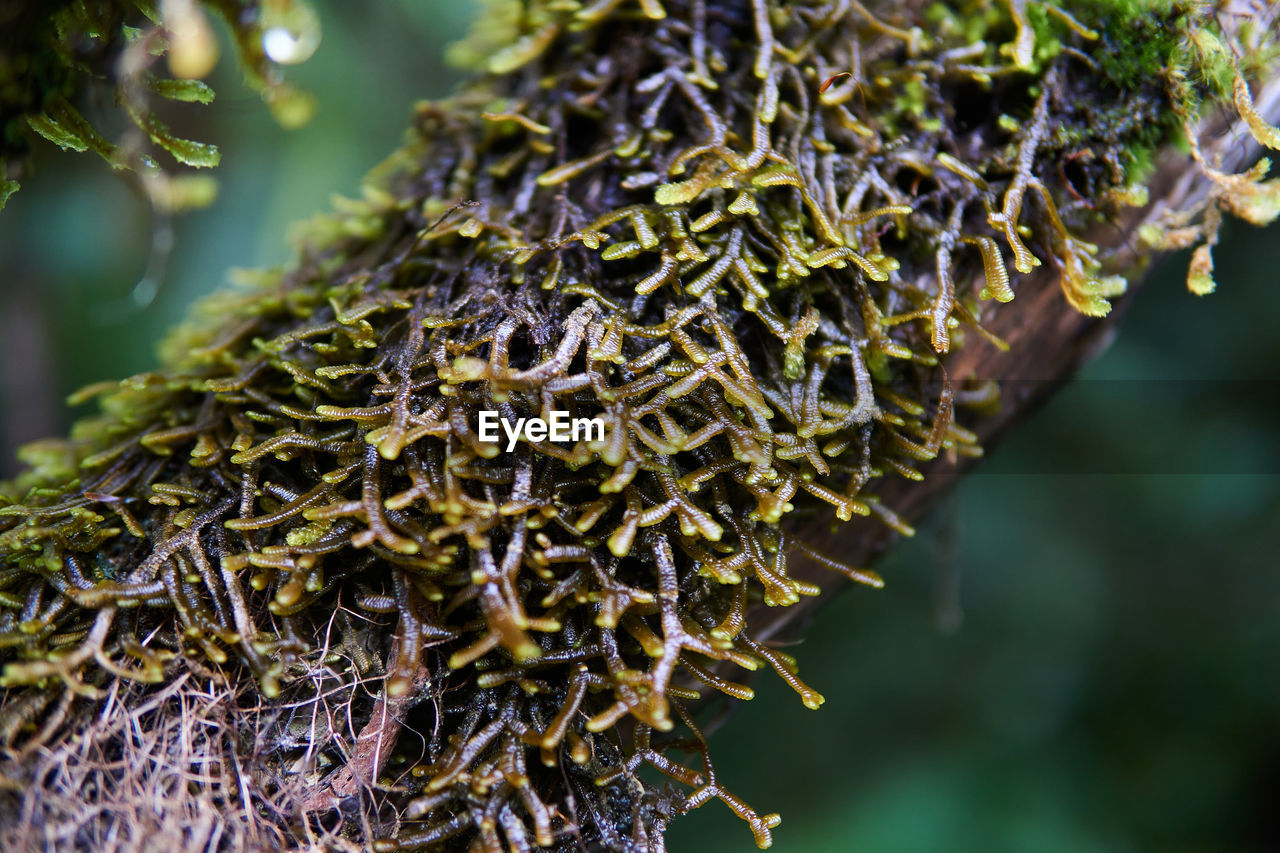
[1,3,1277,851]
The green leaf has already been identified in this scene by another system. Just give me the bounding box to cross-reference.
[0,180,18,211]
[148,76,215,104]
[127,104,221,168]
[26,113,88,152]
[28,100,121,165]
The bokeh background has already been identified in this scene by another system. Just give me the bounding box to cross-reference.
[2,3,1277,851]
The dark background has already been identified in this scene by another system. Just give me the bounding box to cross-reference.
[1,3,1277,850]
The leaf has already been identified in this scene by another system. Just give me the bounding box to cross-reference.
[1208,160,1280,227]
[1187,244,1216,296]
[148,76,215,104]
[1219,176,1280,227]
[972,236,1014,302]
[0,180,18,211]
[487,23,560,75]
[654,178,703,206]
[26,113,88,152]
[28,99,120,165]
[127,104,221,168]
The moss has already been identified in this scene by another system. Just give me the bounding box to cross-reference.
[1,0,1278,850]
[1084,1,1187,89]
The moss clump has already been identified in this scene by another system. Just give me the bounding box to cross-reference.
[2,1,1278,850]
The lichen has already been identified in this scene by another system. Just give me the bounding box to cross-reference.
[1,1,1277,850]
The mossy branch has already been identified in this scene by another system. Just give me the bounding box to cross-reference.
[2,1,1279,851]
